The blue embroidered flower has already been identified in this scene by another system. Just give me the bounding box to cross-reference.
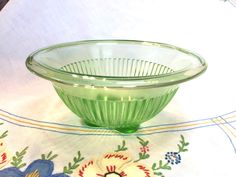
[0,159,69,177]
[165,152,181,165]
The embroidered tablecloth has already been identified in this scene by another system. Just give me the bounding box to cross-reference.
[0,0,236,177]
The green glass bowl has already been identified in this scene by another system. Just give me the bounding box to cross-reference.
[26,40,207,133]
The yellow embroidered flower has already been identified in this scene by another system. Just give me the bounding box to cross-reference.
[25,170,40,177]
[0,139,10,169]
[73,152,153,177]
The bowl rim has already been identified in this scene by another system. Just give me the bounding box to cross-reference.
[26,39,207,88]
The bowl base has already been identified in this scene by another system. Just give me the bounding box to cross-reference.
[83,121,101,128]
[116,126,139,134]
[83,121,139,133]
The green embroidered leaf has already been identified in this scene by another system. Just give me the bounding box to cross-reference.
[17,163,27,169]
[75,163,80,168]
[63,151,84,174]
[11,147,28,169]
[154,172,163,176]
[144,154,150,159]
[163,164,171,170]
[137,137,149,146]
[69,162,72,168]
[157,160,171,170]
[49,155,58,161]
[0,130,8,139]
[41,154,46,160]
[178,135,189,153]
[47,151,52,158]
[159,160,163,167]
[134,137,150,162]
[152,160,171,176]
[63,166,72,174]
[152,163,157,169]
[177,144,181,150]
[41,151,58,161]
[115,140,128,152]
[139,152,143,157]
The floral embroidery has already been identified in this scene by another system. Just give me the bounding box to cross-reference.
[73,152,154,177]
[0,150,11,169]
[134,137,150,163]
[115,140,128,152]
[11,147,28,169]
[0,140,7,154]
[63,151,84,174]
[0,122,190,177]
[165,152,181,165]
[152,135,189,177]
[140,146,149,154]
[0,142,68,177]
[25,170,40,177]
[0,123,10,169]
[0,159,69,177]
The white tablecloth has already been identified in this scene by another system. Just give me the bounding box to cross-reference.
[0,0,236,177]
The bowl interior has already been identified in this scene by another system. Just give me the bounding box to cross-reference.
[60,58,174,77]
[26,40,207,88]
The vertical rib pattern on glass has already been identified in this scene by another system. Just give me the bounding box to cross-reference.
[54,58,178,131]
[60,58,174,77]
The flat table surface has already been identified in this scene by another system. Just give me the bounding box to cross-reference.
[0,0,236,177]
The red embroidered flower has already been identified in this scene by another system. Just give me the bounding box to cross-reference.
[140,146,149,153]
[0,139,10,169]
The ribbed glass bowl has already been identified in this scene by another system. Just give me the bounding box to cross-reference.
[26,40,207,133]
